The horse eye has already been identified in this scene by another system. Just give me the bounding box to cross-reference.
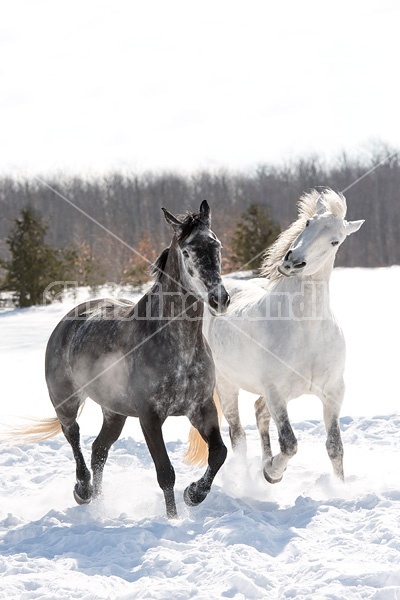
[331,241,339,246]
[306,220,310,227]
[182,250,189,258]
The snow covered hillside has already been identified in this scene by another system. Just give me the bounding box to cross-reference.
[1,268,400,599]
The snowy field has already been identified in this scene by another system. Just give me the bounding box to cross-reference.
[1,267,400,599]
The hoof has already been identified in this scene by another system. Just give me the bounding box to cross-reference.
[184,483,208,507]
[263,469,283,484]
[73,483,93,505]
[263,459,284,484]
[166,507,178,520]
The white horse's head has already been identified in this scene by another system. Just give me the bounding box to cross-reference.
[278,191,364,278]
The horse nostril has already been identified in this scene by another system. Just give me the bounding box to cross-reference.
[209,287,230,312]
[285,250,292,261]
[219,288,230,308]
[218,293,230,311]
[294,261,306,269]
[209,295,218,310]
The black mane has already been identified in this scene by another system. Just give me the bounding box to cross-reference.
[151,247,170,283]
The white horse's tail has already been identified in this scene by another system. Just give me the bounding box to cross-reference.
[183,389,222,466]
[1,403,85,444]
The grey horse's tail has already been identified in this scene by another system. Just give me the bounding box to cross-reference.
[1,403,85,443]
[183,390,222,467]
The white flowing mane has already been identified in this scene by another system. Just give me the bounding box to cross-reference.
[260,188,347,281]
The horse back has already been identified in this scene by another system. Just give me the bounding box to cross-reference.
[45,298,135,372]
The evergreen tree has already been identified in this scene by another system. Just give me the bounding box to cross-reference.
[1,207,74,307]
[120,231,160,289]
[231,203,280,272]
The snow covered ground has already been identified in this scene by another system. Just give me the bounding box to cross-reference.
[1,268,400,599]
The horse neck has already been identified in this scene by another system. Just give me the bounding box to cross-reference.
[150,240,204,332]
[270,255,335,319]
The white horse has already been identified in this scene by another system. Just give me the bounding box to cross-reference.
[185,189,364,484]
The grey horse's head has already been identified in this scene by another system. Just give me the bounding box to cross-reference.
[161,200,230,315]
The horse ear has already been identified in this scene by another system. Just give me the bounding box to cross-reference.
[345,219,365,236]
[162,208,183,235]
[200,199,211,227]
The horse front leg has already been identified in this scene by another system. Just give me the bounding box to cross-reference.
[254,396,273,464]
[91,409,127,498]
[262,388,297,484]
[184,399,227,507]
[139,412,177,519]
[320,380,345,481]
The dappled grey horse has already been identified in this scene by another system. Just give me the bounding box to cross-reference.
[27,201,229,518]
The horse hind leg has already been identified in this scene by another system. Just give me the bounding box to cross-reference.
[91,409,127,498]
[262,389,297,484]
[48,386,92,504]
[325,418,344,481]
[216,375,246,455]
[62,421,93,504]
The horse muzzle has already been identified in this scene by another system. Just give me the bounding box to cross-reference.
[208,286,230,316]
[278,254,307,277]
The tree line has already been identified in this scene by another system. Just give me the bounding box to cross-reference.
[0,143,399,290]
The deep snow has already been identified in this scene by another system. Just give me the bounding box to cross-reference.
[1,268,400,599]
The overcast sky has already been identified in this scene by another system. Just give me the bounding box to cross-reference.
[1,0,399,176]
